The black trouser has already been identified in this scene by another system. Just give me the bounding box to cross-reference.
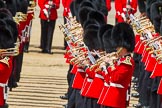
[139,71,152,106]
[150,1,162,34]
[133,53,141,79]
[64,17,68,49]
[15,53,24,82]
[0,103,8,108]
[150,77,161,108]
[67,89,84,108]
[83,97,101,108]
[40,19,56,52]
[67,65,73,86]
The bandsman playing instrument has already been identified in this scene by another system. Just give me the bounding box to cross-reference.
[98,22,135,108]
[0,8,19,108]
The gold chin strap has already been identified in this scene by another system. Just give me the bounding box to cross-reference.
[116,47,123,56]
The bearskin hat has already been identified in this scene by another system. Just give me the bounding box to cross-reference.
[82,19,100,30]
[0,20,15,49]
[83,24,101,50]
[5,19,18,42]
[87,10,106,26]
[98,24,114,50]
[78,6,96,27]
[79,0,97,9]
[16,0,29,14]
[150,2,162,33]
[4,0,17,16]
[74,0,85,21]
[102,29,116,53]
[0,8,13,19]
[0,0,5,8]
[111,22,135,52]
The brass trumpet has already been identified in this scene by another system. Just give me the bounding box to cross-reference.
[146,36,162,46]
[90,52,118,71]
[29,0,36,7]
[0,42,20,57]
[95,56,118,72]
[90,47,123,71]
[74,38,83,44]
[13,12,27,24]
[139,18,150,24]
[70,51,86,63]
[137,25,154,34]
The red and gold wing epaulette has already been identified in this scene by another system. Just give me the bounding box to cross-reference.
[120,56,132,66]
[0,57,10,67]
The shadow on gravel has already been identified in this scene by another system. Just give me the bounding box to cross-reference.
[30,44,65,50]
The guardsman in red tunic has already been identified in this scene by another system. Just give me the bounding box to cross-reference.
[38,0,60,54]
[80,24,113,108]
[0,56,13,108]
[115,0,137,23]
[62,0,72,49]
[96,24,115,106]
[80,24,102,108]
[12,0,29,85]
[0,9,18,107]
[101,23,135,108]
[23,0,37,52]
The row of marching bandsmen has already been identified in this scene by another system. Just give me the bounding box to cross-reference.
[0,0,36,108]
[60,1,162,108]
[129,10,162,108]
[59,3,136,108]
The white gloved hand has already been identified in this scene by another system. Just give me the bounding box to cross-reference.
[126,5,132,10]
[65,8,67,12]
[121,13,126,21]
[45,4,50,8]
[43,9,49,18]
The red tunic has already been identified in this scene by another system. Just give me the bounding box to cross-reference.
[98,71,110,105]
[151,62,162,78]
[17,20,27,53]
[80,77,92,96]
[97,82,109,104]
[0,57,13,106]
[101,56,135,108]
[38,0,60,20]
[80,68,95,96]
[145,54,156,72]
[72,66,86,89]
[115,0,137,22]
[134,34,140,52]
[85,71,104,99]
[23,10,35,43]
[62,0,72,17]
[105,0,111,11]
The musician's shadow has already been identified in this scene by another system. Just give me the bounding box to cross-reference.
[25,45,65,55]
